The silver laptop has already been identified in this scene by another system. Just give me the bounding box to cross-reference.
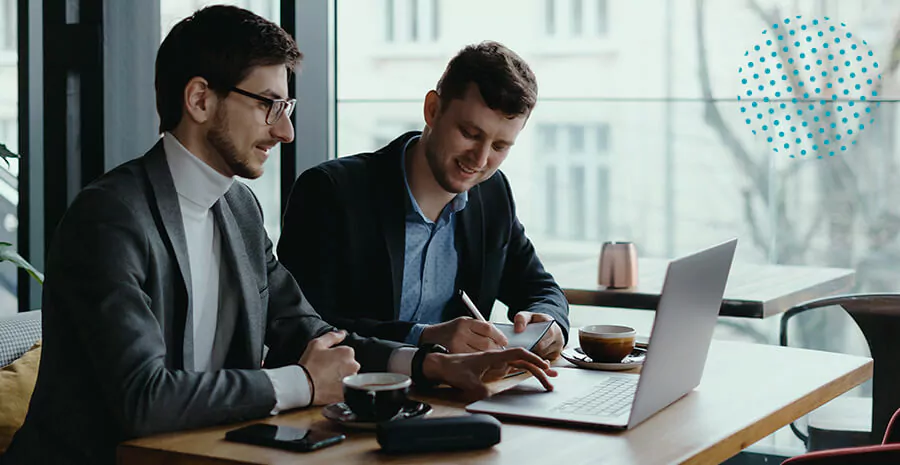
[465,238,737,430]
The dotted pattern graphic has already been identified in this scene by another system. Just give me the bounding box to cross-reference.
[738,16,881,159]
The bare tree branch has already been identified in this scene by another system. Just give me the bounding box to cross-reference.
[742,188,772,253]
[697,0,809,260]
[696,0,769,196]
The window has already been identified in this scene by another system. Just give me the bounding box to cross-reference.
[385,0,440,43]
[536,123,611,242]
[544,0,608,39]
[0,0,14,53]
[335,0,900,454]
[371,120,422,151]
[159,0,283,244]
[545,166,557,237]
[0,0,15,316]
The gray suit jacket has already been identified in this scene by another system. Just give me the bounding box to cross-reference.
[2,141,403,465]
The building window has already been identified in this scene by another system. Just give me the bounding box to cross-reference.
[596,167,609,240]
[0,0,15,52]
[546,166,558,237]
[544,0,608,39]
[544,0,555,35]
[570,166,585,239]
[386,0,440,43]
[537,123,611,241]
[596,0,608,36]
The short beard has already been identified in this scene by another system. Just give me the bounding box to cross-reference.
[207,105,260,179]
[424,136,464,194]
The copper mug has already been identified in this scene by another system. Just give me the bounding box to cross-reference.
[598,241,638,288]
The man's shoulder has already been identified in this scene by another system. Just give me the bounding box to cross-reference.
[306,131,417,182]
[75,157,149,208]
[476,169,513,201]
[313,152,376,179]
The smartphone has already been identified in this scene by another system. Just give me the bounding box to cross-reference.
[224,424,345,452]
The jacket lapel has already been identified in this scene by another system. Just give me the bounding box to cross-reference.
[373,135,414,318]
[143,141,193,370]
[212,197,264,368]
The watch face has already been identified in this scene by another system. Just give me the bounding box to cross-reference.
[432,344,450,354]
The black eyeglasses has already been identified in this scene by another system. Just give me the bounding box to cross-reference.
[230,87,296,125]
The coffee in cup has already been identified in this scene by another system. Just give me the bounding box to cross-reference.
[578,325,636,363]
[342,372,411,422]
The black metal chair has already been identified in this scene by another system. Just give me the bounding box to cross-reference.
[780,294,900,451]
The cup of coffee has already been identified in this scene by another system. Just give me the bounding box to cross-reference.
[342,373,411,422]
[578,325,636,363]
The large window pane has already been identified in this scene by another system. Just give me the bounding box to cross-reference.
[337,0,900,284]
[337,0,900,452]
[159,0,283,244]
[0,0,18,316]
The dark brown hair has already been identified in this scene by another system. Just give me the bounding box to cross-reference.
[155,5,302,132]
[435,41,537,117]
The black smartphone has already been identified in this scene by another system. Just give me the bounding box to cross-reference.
[224,424,345,452]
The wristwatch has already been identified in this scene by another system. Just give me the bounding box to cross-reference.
[411,343,449,389]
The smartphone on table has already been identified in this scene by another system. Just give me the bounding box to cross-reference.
[224,423,345,452]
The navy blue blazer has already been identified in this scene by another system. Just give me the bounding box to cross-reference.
[278,131,570,344]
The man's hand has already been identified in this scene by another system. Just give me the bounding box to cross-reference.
[514,312,564,361]
[422,347,558,401]
[420,316,509,353]
[298,330,360,406]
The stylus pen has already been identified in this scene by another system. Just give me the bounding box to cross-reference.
[459,290,506,350]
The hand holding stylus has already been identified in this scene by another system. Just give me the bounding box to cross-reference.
[418,291,509,353]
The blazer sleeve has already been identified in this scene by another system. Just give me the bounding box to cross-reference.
[263,224,404,371]
[278,167,416,342]
[47,188,276,438]
[495,173,571,342]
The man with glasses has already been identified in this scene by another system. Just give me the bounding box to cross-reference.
[278,42,569,360]
[4,7,555,465]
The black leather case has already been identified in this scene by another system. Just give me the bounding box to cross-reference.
[376,414,502,454]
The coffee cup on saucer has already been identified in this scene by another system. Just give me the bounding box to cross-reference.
[342,373,411,422]
[578,325,636,363]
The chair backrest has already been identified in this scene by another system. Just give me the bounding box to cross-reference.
[0,310,42,368]
[781,294,900,446]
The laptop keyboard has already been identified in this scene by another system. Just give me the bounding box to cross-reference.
[551,377,638,418]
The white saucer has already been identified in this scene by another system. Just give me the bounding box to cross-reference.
[321,400,432,430]
[561,347,647,371]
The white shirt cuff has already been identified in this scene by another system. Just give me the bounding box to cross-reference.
[387,347,418,377]
[262,365,312,415]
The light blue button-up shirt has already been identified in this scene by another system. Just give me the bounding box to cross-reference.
[399,135,468,345]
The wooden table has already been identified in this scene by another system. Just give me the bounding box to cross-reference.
[547,257,856,318]
[118,341,872,465]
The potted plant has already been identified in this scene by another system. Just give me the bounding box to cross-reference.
[0,143,42,284]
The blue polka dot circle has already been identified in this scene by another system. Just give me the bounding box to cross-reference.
[738,16,881,159]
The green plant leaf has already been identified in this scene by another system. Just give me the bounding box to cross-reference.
[0,243,43,285]
[0,144,19,168]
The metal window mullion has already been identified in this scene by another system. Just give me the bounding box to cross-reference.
[281,0,335,220]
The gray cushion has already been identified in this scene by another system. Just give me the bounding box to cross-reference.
[0,310,41,368]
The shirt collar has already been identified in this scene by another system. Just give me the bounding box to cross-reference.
[400,135,468,224]
[163,132,234,211]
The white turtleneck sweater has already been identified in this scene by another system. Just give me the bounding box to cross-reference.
[162,132,416,413]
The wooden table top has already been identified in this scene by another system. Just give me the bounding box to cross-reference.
[118,341,872,465]
[546,257,856,318]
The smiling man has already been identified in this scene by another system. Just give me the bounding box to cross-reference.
[278,41,570,360]
[4,12,556,465]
